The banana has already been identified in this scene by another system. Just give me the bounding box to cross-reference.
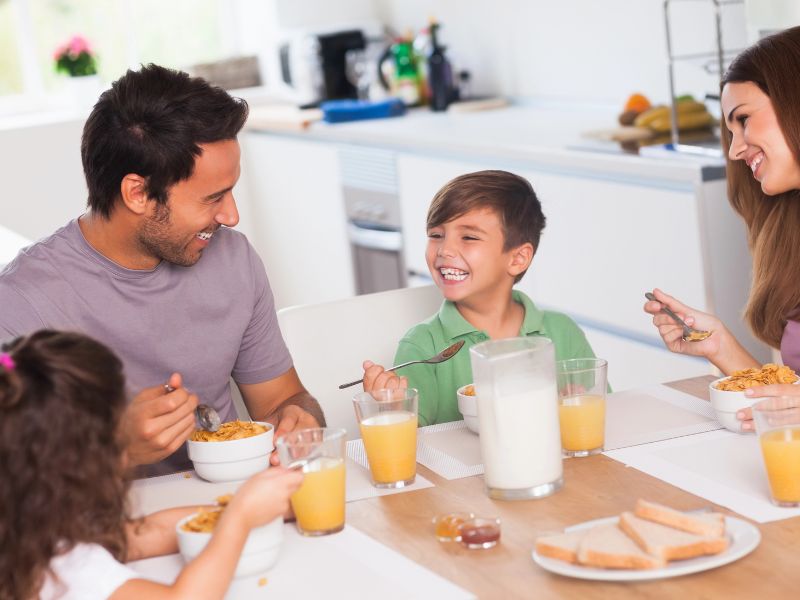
[647,110,715,133]
[633,101,708,128]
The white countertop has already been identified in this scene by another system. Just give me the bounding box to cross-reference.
[246,102,726,185]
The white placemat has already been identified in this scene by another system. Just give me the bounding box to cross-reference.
[604,429,800,523]
[128,524,474,600]
[390,384,723,481]
[130,459,433,517]
[604,384,722,451]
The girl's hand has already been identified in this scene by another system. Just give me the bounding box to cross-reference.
[362,360,408,392]
[738,383,800,432]
[644,288,723,359]
[225,467,303,530]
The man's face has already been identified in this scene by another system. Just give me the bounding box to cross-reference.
[137,139,241,267]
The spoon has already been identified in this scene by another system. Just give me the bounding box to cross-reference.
[644,293,712,342]
[338,340,466,389]
[164,384,221,432]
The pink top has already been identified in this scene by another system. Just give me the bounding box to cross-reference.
[780,319,800,371]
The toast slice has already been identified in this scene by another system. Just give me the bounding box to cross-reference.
[635,499,725,537]
[577,524,665,570]
[534,529,587,564]
[619,511,729,561]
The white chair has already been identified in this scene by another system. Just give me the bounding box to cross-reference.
[277,285,442,439]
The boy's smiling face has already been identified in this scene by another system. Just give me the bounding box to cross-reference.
[426,207,530,304]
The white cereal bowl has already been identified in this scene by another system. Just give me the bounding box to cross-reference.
[457,384,479,435]
[708,378,753,433]
[186,421,274,482]
[176,513,283,577]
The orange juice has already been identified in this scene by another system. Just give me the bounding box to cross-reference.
[558,394,605,453]
[290,457,346,534]
[759,427,800,504]
[360,410,417,486]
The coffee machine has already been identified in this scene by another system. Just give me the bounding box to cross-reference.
[279,29,366,107]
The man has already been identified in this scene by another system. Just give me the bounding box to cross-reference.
[0,64,324,475]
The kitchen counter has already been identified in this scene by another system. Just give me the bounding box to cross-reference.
[246,102,726,188]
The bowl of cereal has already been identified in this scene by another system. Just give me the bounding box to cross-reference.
[457,384,479,434]
[709,364,799,433]
[187,420,274,482]
[177,496,283,577]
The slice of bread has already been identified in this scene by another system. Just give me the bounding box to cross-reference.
[619,511,729,561]
[534,529,587,564]
[577,524,665,570]
[635,499,725,537]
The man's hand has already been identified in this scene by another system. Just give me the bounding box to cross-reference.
[122,372,199,466]
[267,403,322,465]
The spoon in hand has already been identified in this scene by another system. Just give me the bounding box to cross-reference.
[644,292,712,342]
[164,384,221,432]
[339,340,466,390]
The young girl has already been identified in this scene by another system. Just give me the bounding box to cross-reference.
[0,330,302,600]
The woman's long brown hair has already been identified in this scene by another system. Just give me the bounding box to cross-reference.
[720,25,800,348]
[0,330,130,600]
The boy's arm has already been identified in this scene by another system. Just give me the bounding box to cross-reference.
[395,339,439,426]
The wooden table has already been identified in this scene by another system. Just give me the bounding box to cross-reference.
[346,376,800,598]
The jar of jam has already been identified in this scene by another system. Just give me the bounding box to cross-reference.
[458,517,501,549]
[432,512,474,542]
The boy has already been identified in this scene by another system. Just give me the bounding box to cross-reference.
[362,170,596,426]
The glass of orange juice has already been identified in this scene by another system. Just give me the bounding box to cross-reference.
[556,358,608,457]
[353,388,418,488]
[275,428,347,536]
[753,397,800,507]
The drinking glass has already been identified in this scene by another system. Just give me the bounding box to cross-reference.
[753,397,800,507]
[352,388,418,488]
[556,358,608,457]
[275,427,347,536]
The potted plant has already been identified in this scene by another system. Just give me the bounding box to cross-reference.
[54,35,101,108]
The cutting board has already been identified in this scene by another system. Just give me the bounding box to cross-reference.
[246,105,323,131]
[582,126,656,143]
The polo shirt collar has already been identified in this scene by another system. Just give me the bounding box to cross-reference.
[438,289,548,340]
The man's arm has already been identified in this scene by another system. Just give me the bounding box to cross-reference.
[237,367,326,463]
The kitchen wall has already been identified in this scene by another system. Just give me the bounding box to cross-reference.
[374,0,749,106]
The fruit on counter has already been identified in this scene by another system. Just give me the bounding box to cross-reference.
[634,98,715,133]
[624,93,652,113]
[618,93,651,126]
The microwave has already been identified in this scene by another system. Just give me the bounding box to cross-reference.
[278,29,366,107]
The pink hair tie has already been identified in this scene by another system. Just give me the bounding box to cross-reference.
[0,353,15,371]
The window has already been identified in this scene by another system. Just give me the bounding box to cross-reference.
[0,0,235,113]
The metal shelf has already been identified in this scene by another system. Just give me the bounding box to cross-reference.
[663,0,744,150]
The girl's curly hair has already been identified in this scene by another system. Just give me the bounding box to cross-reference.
[0,330,130,600]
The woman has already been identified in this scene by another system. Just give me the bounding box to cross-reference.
[645,25,800,431]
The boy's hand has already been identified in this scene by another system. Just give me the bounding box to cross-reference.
[362,360,408,392]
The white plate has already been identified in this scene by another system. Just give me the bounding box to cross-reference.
[532,514,760,581]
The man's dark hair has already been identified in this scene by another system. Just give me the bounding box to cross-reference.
[426,170,546,282]
[81,63,249,218]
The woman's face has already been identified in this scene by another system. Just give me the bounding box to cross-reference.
[721,81,800,196]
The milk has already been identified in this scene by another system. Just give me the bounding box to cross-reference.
[477,380,563,491]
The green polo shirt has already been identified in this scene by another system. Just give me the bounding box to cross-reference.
[395,289,596,426]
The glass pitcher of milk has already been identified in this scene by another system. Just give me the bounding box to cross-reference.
[470,337,563,500]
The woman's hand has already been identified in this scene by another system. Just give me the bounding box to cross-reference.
[362,360,408,392]
[644,288,723,359]
[737,383,800,432]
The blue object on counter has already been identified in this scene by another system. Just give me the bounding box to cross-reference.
[321,98,406,123]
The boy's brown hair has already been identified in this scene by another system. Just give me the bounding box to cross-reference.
[426,170,546,282]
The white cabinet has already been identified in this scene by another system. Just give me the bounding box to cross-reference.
[240,133,355,309]
[396,152,769,389]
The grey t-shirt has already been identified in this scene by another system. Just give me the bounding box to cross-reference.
[0,219,292,475]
